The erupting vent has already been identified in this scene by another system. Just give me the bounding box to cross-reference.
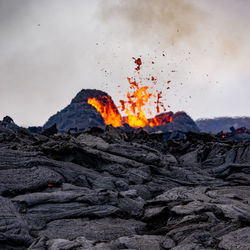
[87,96,122,127]
[88,57,172,128]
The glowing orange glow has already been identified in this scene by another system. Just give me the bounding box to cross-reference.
[88,97,122,127]
[88,57,174,128]
[149,113,173,127]
[149,117,160,127]
[88,78,172,128]
[121,77,152,127]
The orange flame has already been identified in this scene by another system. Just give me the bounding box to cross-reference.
[88,97,122,127]
[88,77,172,128]
[88,57,173,128]
[122,78,152,127]
[149,117,160,127]
[149,113,173,127]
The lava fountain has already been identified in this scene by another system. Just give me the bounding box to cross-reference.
[88,57,173,128]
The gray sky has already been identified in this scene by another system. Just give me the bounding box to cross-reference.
[0,0,250,127]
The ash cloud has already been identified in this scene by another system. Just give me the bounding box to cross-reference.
[98,0,249,59]
[98,0,206,45]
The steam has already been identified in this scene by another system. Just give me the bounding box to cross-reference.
[97,0,249,60]
[98,0,206,45]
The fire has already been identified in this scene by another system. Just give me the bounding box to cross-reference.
[149,117,160,127]
[88,97,122,127]
[117,76,169,127]
[149,114,173,127]
[121,77,152,127]
[88,57,173,128]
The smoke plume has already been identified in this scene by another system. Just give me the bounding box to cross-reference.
[98,0,206,45]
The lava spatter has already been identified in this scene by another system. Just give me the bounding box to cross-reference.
[88,56,173,128]
[132,57,142,71]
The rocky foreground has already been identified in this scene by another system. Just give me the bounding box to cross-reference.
[1,125,250,250]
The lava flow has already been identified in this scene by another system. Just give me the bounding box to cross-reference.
[88,96,122,127]
[88,57,172,128]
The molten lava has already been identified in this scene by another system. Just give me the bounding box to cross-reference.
[88,97,122,127]
[88,57,173,128]
[122,77,152,127]
[149,114,173,127]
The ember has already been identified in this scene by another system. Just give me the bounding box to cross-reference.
[88,57,173,128]
[216,127,250,141]
[149,113,173,127]
[236,127,247,134]
[122,77,152,127]
[132,57,142,71]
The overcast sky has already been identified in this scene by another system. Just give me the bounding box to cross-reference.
[0,0,250,127]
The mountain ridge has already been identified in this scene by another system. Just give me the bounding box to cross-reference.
[196,116,250,133]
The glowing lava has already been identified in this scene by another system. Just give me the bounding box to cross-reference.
[149,113,173,127]
[88,57,173,128]
[88,96,122,127]
[121,77,152,127]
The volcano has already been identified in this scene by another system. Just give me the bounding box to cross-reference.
[43,89,199,133]
[44,56,200,133]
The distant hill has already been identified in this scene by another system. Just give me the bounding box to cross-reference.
[0,116,20,131]
[196,117,250,133]
[43,89,107,131]
[43,89,199,133]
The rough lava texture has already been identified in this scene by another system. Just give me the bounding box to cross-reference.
[0,116,20,131]
[43,89,200,133]
[43,89,107,132]
[0,123,250,249]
